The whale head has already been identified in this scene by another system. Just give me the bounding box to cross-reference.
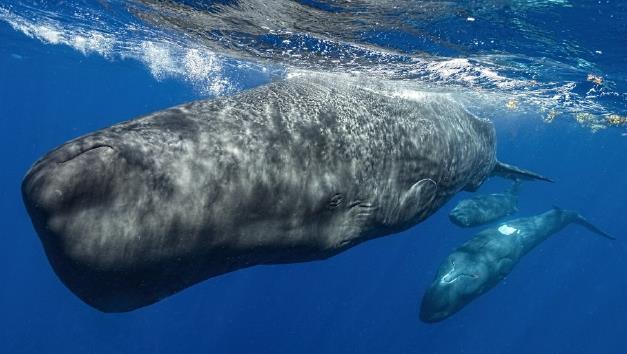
[448,201,477,227]
[420,252,488,323]
[21,113,204,312]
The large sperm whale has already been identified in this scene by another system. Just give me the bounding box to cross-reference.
[22,74,552,312]
[449,180,522,227]
[420,207,614,323]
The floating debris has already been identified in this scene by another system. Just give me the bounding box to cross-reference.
[606,114,627,126]
[575,113,607,133]
[589,124,606,133]
[544,110,558,123]
[575,113,593,124]
[573,112,627,132]
[587,74,603,85]
[505,99,518,110]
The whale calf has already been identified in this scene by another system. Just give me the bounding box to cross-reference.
[420,207,614,323]
[22,74,552,312]
[449,180,522,227]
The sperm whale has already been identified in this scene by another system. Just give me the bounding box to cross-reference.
[22,74,552,312]
[449,180,522,227]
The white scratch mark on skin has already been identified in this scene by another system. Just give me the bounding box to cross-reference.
[498,224,518,236]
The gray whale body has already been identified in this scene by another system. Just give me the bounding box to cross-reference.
[421,207,614,323]
[22,75,551,312]
[449,180,522,227]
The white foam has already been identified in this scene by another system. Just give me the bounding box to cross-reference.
[70,32,115,56]
[1,8,114,56]
[0,7,232,95]
[140,41,177,79]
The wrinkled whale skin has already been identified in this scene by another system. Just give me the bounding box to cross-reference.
[23,75,540,312]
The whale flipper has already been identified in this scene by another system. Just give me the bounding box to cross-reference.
[394,178,438,224]
[492,161,553,183]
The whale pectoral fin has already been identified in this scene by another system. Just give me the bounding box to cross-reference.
[492,161,554,183]
[396,178,438,223]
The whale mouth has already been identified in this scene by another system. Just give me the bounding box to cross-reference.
[56,143,116,164]
[419,287,453,323]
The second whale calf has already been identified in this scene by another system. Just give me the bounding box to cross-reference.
[449,180,522,227]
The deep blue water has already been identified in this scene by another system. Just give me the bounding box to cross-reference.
[1,1,626,353]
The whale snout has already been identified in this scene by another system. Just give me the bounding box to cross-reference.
[449,209,472,227]
[22,140,155,312]
[420,286,455,323]
[21,138,192,313]
[22,142,118,220]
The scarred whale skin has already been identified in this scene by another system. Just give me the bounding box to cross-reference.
[420,207,614,323]
[21,74,550,312]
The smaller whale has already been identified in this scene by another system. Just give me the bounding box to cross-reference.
[420,207,614,323]
[449,180,522,227]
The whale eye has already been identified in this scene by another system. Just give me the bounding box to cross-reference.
[327,193,344,209]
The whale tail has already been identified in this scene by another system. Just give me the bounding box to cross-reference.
[553,207,616,240]
[573,213,616,240]
[492,161,553,183]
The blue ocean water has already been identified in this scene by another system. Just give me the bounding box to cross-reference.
[1,1,626,353]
